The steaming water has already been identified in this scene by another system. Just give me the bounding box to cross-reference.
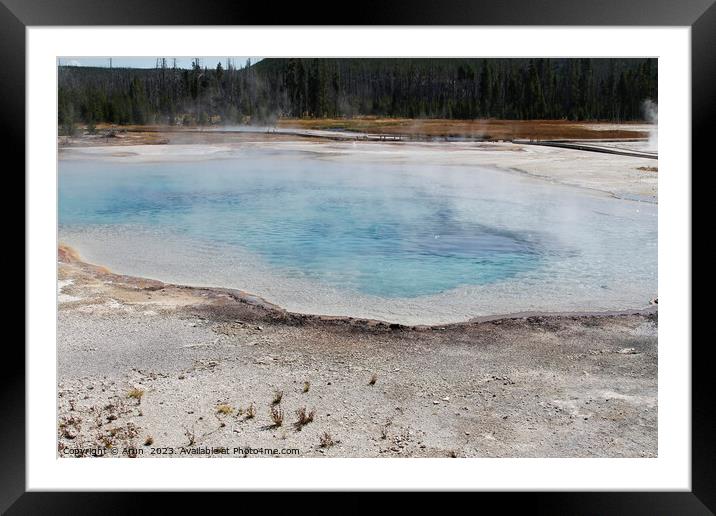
[59,148,657,324]
[642,99,658,152]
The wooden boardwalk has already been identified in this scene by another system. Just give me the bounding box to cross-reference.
[514,139,657,160]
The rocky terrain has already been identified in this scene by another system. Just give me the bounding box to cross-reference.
[57,246,658,458]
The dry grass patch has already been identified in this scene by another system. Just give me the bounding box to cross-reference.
[319,432,335,449]
[184,425,196,446]
[96,422,140,453]
[294,407,316,430]
[269,405,284,427]
[272,390,284,406]
[278,118,649,141]
[302,381,311,393]
[127,387,145,402]
[216,404,234,415]
[245,403,256,419]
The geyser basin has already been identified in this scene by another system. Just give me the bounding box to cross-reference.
[59,147,657,325]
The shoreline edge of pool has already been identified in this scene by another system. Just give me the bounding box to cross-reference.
[58,242,657,328]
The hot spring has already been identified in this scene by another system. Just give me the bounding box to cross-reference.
[59,146,657,325]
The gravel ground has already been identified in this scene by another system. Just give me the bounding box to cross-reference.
[57,247,657,458]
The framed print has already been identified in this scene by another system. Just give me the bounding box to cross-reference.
[8,0,710,509]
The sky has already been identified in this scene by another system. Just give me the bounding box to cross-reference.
[57,57,262,69]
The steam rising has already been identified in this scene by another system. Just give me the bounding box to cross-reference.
[642,99,658,152]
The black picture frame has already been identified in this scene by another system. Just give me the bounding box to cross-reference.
[7,0,709,510]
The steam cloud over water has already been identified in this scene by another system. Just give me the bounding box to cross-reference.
[642,99,658,152]
[58,150,658,325]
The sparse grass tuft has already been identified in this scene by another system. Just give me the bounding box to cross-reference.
[269,405,284,427]
[380,426,389,440]
[96,422,139,453]
[303,381,311,393]
[294,407,316,430]
[245,403,256,419]
[319,432,335,448]
[272,390,284,406]
[184,426,196,446]
[368,373,378,386]
[127,387,145,401]
[216,404,233,415]
[144,435,154,446]
[448,450,458,458]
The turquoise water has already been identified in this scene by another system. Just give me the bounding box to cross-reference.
[60,157,546,297]
[59,148,657,322]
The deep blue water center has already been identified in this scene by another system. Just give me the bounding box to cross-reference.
[59,156,544,297]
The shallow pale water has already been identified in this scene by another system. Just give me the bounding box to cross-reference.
[59,147,657,324]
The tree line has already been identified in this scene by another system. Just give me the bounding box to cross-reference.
[58,58,656,133]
